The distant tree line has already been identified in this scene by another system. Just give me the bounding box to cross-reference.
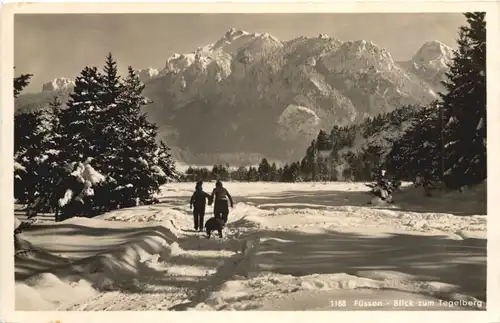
[179,160,301,183]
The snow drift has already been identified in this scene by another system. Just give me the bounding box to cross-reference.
[15,181,486,311]
[15,216,179,310]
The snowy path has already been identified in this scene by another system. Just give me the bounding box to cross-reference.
[15,182,487,311]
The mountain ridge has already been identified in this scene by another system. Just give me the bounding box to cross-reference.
[15,29,454,163]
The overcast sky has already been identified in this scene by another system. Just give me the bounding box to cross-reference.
[14,13,465,93]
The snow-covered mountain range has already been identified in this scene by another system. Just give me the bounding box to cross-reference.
[15,28,454,161]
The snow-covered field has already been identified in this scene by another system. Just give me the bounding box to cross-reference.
[14,181,487,311]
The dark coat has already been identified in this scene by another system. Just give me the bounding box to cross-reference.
[211,186,234,212]
[190,189,212,211]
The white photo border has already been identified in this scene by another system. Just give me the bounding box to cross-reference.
[1,1,499,323]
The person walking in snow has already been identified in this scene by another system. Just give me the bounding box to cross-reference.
[211,180,234,227]
[189,181,212,231]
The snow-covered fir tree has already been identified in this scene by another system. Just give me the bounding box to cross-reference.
[270,162,278,181]
[14,75,63,214]
[183,166,211,182]
[13,71,32,241]
[58,66,105,163]
[281,162,300,182]
[385,103,442,186]
[281,164,290,182]
[300,138,324,181]
[12,71,45,249]
[302,139,317,181]
[13,71,33,186]
[246,166,258,182]
[14,70,33,99]
[101,53,124,107]
[15,55,177,219]
[14,114,41,206]
[53,65,112,218]
[212,163,230,181]
[96,53,125,170]
[232,166,248,181]
[440,12,486,188]
[315,130,332,181]
[94,64,175,208]
[258,158,271,181]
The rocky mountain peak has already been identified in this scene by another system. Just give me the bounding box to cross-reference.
[41,77,75,92]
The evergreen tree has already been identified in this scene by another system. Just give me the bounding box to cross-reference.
[281,164,290,182]
[14,110,45,205]
[270,162,278,181]
[290,162,301,182]
[55,57,176,217]
[316,157,328,181]
[97,54,126,170]
[258,158,271,181]
[275,166,284,182]
[156,141,176,181]
[101,53,123,107]
[13,70,36,247]
[441,12,486,188]
[386,104,441,186]
[14,106,62,214]
[14,112,39,157]
[101,66,175,207]
[316,130,331,152]
[233,166,248,181]
[58,66,105,163]
[200,167,211,182]
[280,162,300,182]
[13,72,32,206]
[13,71,34,201]
[314,130,332,181]
[216,163,230,181]
[186,167,195,182]
[212,164,220,180]
[187,167,211,182]
[14,71,33,98]
[13,73,62,214]
[303,140,317,181]
[299,158,308,181]
[247,166,258,182]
